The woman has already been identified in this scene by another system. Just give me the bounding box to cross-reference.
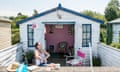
[34,42,50,66]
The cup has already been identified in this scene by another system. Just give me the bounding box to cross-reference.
[55,64,60,70]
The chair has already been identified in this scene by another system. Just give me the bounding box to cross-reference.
[48,45,54,53]
[66,50,85,66]
[57,41,68,53]
[67,46,74,56]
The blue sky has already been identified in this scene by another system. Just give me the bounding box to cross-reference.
[0,0,112,16]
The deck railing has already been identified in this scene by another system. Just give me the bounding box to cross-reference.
[0,43,23,66]
[89,42,94,72]
[98,43,120,66]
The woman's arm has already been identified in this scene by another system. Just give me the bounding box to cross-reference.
[34,50,42,60]
[44,50,50,59]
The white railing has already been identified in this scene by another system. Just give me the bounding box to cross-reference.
[89,42,94,72]
[98,43,120,66]
[0,43,23,66]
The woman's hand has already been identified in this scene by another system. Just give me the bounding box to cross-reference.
[43,58,47,64]
[44,50,50,59]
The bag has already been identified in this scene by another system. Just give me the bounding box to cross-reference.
[16,63,28,72]
[6,62,19,72]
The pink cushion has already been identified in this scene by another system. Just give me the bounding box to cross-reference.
[72,62,82,66]
[77,50,85,58]
[67,59,83,66]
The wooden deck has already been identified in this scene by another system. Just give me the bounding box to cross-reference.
[1,66,120,72]
[32,67,120,72]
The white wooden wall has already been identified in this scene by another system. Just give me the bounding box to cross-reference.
[98,43,120,66]
[0,22,11,49]
[112,24,120,42]
[19,10,100,57]
[0,43,23,66]
[35,22,45,50]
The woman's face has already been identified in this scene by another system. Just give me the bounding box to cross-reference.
[37,43,42,50]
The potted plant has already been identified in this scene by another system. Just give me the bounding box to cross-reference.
[25,50,34,65]
[92,57,101,66]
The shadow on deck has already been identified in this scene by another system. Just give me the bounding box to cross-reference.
[48,53,89,66]
[48,53,66,66]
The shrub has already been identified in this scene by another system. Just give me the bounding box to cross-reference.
[100,29,106,43]
[25,50,34,64]
[110,42,120,49]
[92,57,101,66]
[11,28,20,44]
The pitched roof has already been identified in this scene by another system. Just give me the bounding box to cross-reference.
[16,4,104,25]
[0,17,11,23]
[108,18,120,24]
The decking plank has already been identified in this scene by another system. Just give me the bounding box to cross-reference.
[0,66,120,72]
[32,67,120,72]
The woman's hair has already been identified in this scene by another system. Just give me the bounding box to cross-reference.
[35,42,40,49]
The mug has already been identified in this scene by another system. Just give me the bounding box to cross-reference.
[55,64,60,70]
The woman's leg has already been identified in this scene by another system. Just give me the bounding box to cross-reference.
[39,62,50,66]
[39,63,45,66]
[46,61,50,64]
[47,63,56,67]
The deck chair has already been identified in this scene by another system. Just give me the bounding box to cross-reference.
[66,50,85,66]
[58,41,68,53]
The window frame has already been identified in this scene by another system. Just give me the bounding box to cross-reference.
[27,24,34,47]
[82,24,92,47]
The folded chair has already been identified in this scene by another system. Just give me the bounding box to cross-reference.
[66,50,85,66]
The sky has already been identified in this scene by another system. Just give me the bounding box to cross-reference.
[0,0,113,17]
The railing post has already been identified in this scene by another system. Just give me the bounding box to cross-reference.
[89,42,94,72]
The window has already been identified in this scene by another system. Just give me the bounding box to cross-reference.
[27,25,34,47]
[82,24,91,47]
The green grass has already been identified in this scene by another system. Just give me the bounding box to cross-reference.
[110,42,120,49]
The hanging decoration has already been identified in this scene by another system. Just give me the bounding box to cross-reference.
[32,24,36,29]
[56,8,62,19]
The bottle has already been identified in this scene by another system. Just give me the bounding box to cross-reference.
[16,63,28,72]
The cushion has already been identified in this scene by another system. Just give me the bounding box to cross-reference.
[67,59,80,65]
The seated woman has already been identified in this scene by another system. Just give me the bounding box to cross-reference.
[34,42,56,67]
